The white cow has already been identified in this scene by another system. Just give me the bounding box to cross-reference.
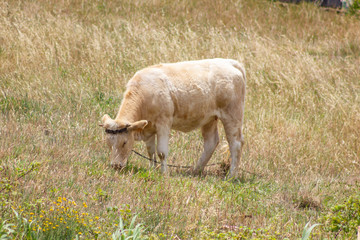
[100,58,246,178]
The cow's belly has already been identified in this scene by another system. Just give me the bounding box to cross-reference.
[168,85,219,132]
[171,110,218,132]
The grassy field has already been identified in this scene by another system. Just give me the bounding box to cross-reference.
[1,0,359,239]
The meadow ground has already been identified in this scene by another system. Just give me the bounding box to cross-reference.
[0,0,359,239]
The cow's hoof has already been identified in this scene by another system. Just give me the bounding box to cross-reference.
[111,163,125,170]
[192,168,203,176]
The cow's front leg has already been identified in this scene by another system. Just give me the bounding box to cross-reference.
[156,127,170,174]
[145,135,157,168]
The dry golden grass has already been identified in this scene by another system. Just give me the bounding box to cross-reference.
[1,0,359,239]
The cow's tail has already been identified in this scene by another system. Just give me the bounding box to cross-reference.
[231,59,246,110]
[231,59,246,84]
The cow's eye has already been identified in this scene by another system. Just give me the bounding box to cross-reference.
[122,141,127,147]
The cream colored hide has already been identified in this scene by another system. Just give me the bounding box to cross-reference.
[101,58,246,178]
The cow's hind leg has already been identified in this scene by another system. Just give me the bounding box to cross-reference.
[145,135,157,168]
[193,119,219,175]
[221,117,244,179]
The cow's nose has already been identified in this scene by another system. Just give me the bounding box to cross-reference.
[111,163,125,170]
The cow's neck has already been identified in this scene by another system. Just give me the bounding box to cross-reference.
[115,90,143,123]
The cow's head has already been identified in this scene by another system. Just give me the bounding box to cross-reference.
[100,114,148,169]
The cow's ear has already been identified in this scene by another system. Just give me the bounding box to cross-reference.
[100,114,115,128]
[101,114,111,124]
[128,120,148,131]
